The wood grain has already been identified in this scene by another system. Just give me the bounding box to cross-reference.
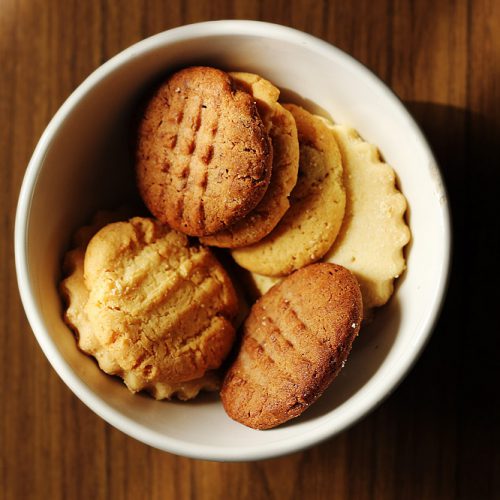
[1,0,498,498]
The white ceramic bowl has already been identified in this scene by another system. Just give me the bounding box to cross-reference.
[15,20,450,461]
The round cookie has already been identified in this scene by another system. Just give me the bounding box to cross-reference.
[62,247,220,400]
[60,215,238,400]
[136,66,273,237]
[320,121,411,318]
[221,262,363,430]
[231,104,346,276]
[200,72,299,248]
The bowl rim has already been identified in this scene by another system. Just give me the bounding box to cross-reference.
[14,19,451,461]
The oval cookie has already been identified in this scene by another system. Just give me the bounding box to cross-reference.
[231,104,345,276]
[201,72,299,248]
[136,66,273,236]
[61,215,238,400]
[221,262,363,429]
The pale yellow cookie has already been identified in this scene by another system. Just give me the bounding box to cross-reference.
[231,104,346,276]
[60,215,238,400]
[201,73,299,248]
[244,120,411,319]
[321,121,411,317]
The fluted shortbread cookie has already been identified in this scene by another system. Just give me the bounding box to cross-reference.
[232,104,345,276]
[61,216,238,400]
[241,120,410,319]
[201,72,299,248]
[136,66,273,236]
[221,263,362,429]
[321,121,410,317]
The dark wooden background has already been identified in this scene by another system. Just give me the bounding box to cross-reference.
[1,1,498,498]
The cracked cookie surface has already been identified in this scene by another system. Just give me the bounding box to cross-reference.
[136,66,273,236]
[221,262,362,429]
[61,215,238,399]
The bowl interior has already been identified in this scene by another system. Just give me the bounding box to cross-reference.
[17,22,449,460]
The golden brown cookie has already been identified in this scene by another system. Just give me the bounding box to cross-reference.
[136,66,273,237]
[60,215,238,400]
[63,247,221,400]
[320,121,411,318]
[231,104,346,276]
[221,262,363,429]
[200,72,299,248]
[61,209,135,376]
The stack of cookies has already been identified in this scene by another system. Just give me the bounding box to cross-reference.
[60,66,410,430]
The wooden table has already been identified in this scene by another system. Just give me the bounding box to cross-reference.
[1,1,498,498]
